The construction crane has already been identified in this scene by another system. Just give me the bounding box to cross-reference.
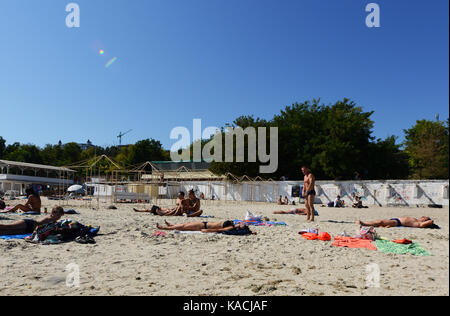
[117,129,132,146]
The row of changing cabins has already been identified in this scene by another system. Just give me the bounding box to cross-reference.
[1,159,448,206]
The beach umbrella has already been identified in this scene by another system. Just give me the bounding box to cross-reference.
[67,185,83,193]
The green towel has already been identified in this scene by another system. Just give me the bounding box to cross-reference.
[375,239,430,256]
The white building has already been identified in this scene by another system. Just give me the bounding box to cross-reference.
[0,160,75,194]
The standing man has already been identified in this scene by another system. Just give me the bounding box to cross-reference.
[302,166,316,222]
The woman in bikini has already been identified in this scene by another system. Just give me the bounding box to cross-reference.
[184,190,203,217]
[156,220,256,234]
[0,206,64,235]
[274,208,308,215]
[1,188,41,214]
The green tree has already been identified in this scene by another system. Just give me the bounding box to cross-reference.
[364,136,410,179]
[316,99,374,179]
[404,119,449,179]
[208,116,270,178]
[41,144,62,166]
[0,136,5,159]
[271,98,375,180]
[125,139,167,166]
[3,144,43,164]
[115,145,133,167]
[61,143,82,166]
[208,99,408,180]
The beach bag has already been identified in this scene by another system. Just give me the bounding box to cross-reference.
[221,227,252,236]
[356,226,377,241]
[25,222,58,243]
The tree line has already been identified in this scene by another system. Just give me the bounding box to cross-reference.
[1,98,448,180]
[0,138,170,169]
[208,99,448,180]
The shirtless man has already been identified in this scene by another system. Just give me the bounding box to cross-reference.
[184,190,203,217]
[356,216,435,228]
[302,166,316,222]
[1,188,41,214]
[133,191,188,216]
[0,206,64,235]
[277,196,284,205]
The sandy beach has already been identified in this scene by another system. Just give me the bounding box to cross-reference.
[1,198,448,296]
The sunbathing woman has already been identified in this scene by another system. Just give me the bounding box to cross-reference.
[0,206,64,235]
[1,188,41,214]
[274,208,308,215]
[356,216,435,228]
[184,190,203,217]
[156,220,256,234]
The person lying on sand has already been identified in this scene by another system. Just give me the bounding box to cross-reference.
[133,192,188,216]
[0,206,64,235]
[1,188,41,214]
[184,190,203,217]
[274,208,308,215]
[156,220,256,234]
[356,216,434,228]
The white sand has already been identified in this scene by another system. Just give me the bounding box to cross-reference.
[1,198,448,296]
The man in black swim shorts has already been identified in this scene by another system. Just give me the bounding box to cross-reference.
[0,206,64,235]
[356,216,435,228]
[302,166,316,222]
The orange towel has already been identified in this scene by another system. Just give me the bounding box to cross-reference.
[332,236,377,250]
[302,233,318,240]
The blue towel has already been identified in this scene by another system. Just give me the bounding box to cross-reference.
[264,221,288,226]
[233,219,287,226]
[21,212,41,216]
[0,234,31,240]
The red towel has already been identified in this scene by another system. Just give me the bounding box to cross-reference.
[392,239,412,244]
[332,236,377,250]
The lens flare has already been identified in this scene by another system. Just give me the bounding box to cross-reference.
[105,57,118,68]
[99,50,105,55]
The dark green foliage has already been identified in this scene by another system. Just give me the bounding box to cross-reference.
[403,119,449,179]
[208,99,418,180]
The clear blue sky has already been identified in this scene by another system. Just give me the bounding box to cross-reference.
[0,0,448,149]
